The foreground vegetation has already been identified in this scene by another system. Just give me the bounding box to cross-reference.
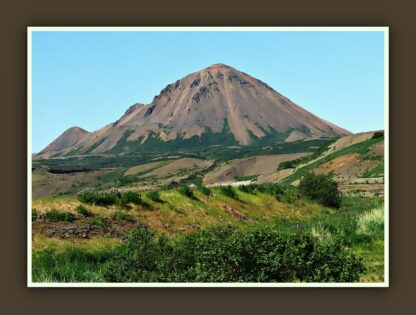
[32,176,384,283]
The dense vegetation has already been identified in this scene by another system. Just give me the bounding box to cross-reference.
[44,209,76,222]
[78,190,144,208]
[299,173,342,208]
[32,185,384,283]
[33,213,372,283]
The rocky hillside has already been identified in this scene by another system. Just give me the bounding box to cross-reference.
[36,64,350,158]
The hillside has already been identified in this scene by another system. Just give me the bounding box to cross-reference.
[36,64,350,158]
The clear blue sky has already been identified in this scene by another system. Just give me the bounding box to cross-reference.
[32,30,385,153]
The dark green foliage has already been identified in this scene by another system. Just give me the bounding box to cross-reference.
[77,191,118,206]
[198,185,212,196]
[111,211,136,222]
[45,209,76,222]
[77,191,143,208]
[299,173,341,208]
[238,184,258,194]
[256,183,284,197]
[278,159,301,170]
[178,186,195,199]
[372,131,384,139]
[76,204,93,217]
[117,191,143,207]
[31,196,383,283]
[147,190,162,202]
[103,224,365,282]
[219,185,238,199]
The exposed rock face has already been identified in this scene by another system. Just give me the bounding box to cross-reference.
[37,63,350,157]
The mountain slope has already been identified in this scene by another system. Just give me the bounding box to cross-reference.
[37,64,350,158]
[38,127,90,157]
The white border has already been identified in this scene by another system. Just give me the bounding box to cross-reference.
[27,26,389,288]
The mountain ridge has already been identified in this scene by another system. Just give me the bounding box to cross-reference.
[36,63,351,158]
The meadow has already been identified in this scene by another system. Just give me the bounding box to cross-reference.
[32,180,384,283]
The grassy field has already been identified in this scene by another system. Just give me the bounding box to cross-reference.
[32,183,384,283]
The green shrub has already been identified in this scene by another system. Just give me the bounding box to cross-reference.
[256,183,284,199]
[178,186,195,199]
[78,190,143,208]
[219,185,238,199]
[372,131,384,139]
[238,184,257,194]
[76,204,93,217]
[118,191,143,207]
[147,190,162,202]
[299,173,341,208]
[198,185,212,196]
[45,209,76,222]
[104,224,365,282]
[111,211,136,222]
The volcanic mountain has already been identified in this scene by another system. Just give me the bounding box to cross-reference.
[37,64,350,157]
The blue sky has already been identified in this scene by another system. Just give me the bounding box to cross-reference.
[31,30,385,153]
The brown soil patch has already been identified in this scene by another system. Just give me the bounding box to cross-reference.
[203,153,310,185]
[369,142,384,156]
[314,153,380,178]
[256,168,294,184]
[32,168,112,199]
[141,158,214,178]
[124,161,163,176]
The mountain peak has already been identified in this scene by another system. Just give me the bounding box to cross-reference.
[39,64,351,157]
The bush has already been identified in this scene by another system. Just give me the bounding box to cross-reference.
[299,173,341,208]
[76,204,93,217]
[103,224,365,282]
[178,186,195,199]
[256,183,284,199]
[372,131,384,139]
[78,190,143,208]
[219,185,238,199]
[118,191,143,207]
[238,184,257,194]
[45,209,76,222]
[147,190,162,202]
[111,211,136,222]
[198,185,212,196]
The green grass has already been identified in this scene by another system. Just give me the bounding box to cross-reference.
[362,163,384,178]
[111,211,136,222]
[33,196,384,283]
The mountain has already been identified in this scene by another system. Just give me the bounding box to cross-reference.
[37,63,350,158]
